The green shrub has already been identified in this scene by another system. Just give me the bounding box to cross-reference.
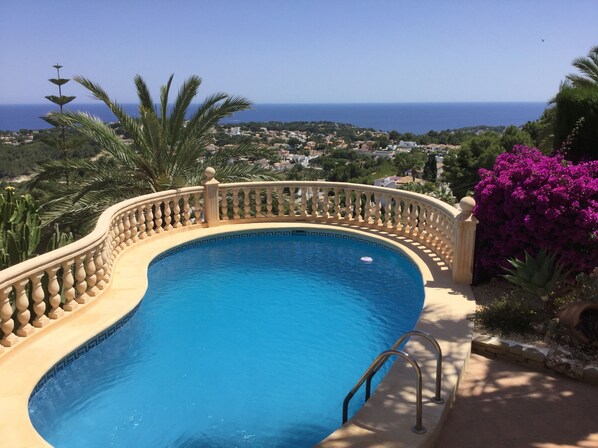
[554,84,598,162]
[475,294,538,335]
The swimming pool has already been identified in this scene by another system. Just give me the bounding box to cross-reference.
[29,230,425,447]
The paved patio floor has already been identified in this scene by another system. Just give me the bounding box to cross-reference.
[436,353,598,448]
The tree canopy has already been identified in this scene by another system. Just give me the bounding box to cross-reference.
[29,74,275,233]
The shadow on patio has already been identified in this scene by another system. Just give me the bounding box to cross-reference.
[436,353,598,448]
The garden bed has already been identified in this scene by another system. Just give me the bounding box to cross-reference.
[472,276,598,381]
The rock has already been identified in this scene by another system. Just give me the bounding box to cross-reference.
[545,348,585,379]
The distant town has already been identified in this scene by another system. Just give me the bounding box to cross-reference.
[0,121,509,199]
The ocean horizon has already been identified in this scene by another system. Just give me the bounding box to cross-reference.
[0,102,547,134]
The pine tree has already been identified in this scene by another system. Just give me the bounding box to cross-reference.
[44,64,76,187]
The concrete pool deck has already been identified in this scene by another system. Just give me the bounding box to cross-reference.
[437,353,598,448]
[0,222,475,448]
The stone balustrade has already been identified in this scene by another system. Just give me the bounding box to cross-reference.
[0,187,206,353]
[0,171,476,354]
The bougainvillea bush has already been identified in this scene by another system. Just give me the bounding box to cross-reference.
[473,145,598,277]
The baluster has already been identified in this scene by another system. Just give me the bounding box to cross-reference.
[239,188,246,218]
[116,214,126,250]
[418,204,426,239]
[355,192,362,222]
[110,221,119,256]
[384,194,395,230]
[31,272,48,328]
[373,193,381,226]
[138,204,147,238]
[62,260,77,311]
[233,188,240,219]
[155,201,163,233]
[47,266,64,319]
[256,189,263,217]
[377,193,384,227]
[412,203,421,237]
[322,188,330,219]
[130,208,139,242]
[75,254,88,304]
[106,231,116,273]
[389,195,401,231]
[287,186,295,217]
[0,286,18,346]
[311,186,318,217]
[266,187,273,217]
[220,189,228,220]
[123,210,132,245]
[95,246,106,290]
[173,198,182,228]
[196,192,205,223]
[426,208,436,244]
[334,188,341,219]
[381,193,390,228]
[382,194,390,228]
[395,198,405,232]
[367,193,376,225]
[164,200,173,230]
[102,242,112,284]
[85,249,98,297]
[299,186,306,217]
[183,194,192,226]
[345,189,353,221]
[146,204,155,236]
[15,279,33,336]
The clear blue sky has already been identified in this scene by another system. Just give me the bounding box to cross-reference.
[1,0,597,104]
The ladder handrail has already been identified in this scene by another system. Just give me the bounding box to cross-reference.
[342,349,426,434]
[365,330,444,404]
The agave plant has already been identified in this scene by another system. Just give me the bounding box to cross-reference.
[503,248,568,301]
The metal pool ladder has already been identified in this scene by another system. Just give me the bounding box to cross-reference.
[341,330,444,434]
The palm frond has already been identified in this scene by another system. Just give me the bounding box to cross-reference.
[160,74,174,138]
[135,75,156,115]
[566,45,598,88]
[73,76,145,145]
[168,75,202,144]
[46,111,135,165]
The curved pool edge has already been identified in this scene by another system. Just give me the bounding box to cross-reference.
[0,222,475,448]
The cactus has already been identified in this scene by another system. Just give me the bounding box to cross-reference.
[0,187,42,269]
[46,223,74,252]
[503,248,568,301]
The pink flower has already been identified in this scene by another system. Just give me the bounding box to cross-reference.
[473,146,598,276]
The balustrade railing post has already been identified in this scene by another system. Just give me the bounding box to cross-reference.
[0,286,18,347]
[47,266,64,319]
[203,167,221,227]
[452,196,477,284]
[62,260,77,312]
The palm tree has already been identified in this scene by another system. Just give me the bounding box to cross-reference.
[29,74,276,233]
[566,45,598,88]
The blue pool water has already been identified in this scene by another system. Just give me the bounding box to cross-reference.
[29,231,425,447]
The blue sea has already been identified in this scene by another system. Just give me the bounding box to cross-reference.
[0,102,547,134]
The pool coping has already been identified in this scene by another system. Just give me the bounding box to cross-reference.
[0,222,475,448]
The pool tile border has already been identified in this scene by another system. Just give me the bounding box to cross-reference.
[151,229,415,266]
[29,304,141,400]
